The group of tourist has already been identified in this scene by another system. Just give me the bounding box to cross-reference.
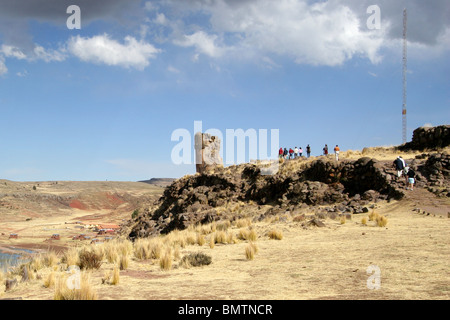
[322,144,340,161]
[279,144,340,161]
[393,156,416,190]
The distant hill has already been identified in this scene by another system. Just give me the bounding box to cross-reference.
[138,178,176,188]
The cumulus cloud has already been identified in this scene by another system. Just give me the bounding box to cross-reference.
[171,0,385,66]
[0,56,7,75]
[1,44,27,59]
[174,31,225,58]
[67,34,160,70]
[164,0,449,65]
[33,45,66,62]
[0,43,67,73]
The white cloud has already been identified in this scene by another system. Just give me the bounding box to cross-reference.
[195,0,386,66]
[1,44,27,59]
[16,70,28,77]
[167,65,180,73]
[174,31,225,58]
[67,34,160,70]
[154,13,168,26]
[33,45,66,62]
[0,56,7,75]
[1,43,66,62]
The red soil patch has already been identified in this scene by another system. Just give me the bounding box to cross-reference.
[104,193,125,206]
[69,199,88,210]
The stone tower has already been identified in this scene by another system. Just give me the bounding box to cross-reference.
[195,132,223,174]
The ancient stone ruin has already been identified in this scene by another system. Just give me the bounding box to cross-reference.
[194,132,223,174]
[399,125,450,151]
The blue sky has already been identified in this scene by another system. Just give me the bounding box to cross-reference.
[0,0,449,181]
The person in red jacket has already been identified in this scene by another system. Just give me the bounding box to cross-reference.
[289,148,294,159]
[279,147,283,159]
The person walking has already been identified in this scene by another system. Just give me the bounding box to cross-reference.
[298,147,303,157]
[306,145,311,158]
[323,144,329,156]
[283,148,288,160]
[407,167,416,190]
[393,156,405,181]
[289,148,294,159]
[279,147,283,159]
[334,145,340,161]
[294,147,298,158]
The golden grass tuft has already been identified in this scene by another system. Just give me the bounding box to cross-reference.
[245,242,258,261]
[216,220,231,231]
[43,251,59,268]
[214,231,228,244]
[159,251,172,271]
[63,247,80,267]
[235,218,252,228]
[111,266,120,285]
[238,228,258,241]
[119,254,129,270]
[340,216,346,224]
[54,272,97,300]
[361,217,368,226]
[368,210,378,221]
[197,233,205,246]
[44,271,56,288]
[133,238,150,260]
[268,229,283,240]
[376,215,388,227]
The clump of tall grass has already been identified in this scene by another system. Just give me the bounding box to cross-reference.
[159,249,172,271]
[268,229,283,240]
[368,210,378,221]
[111,266,120,285]
[376,215,388,227]
[209,235,215,249]
[368,210,388,227]
[216,220,231,231]
[238,228,257,241]
[103,266,120,285]
[20,263,36,281]
[119,254,129,270]
[214,231,228,244]
[245,242,258,261]
[340,216,346,224]
[134,238,150,260]
[62,247,80,267]
[186,232,197,246]
[78,249,102,270]
[361,217,368,226]
[43,251,59,268]
[44,271,56,288]
[180,252,212,268]
[197,233,205,246]
[235,218,252,228]
[54,271,97,300]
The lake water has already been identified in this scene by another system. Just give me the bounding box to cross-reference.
[0,249,34,272]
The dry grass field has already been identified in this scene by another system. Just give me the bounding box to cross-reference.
[1,195,448,300]
[0,148,449,300]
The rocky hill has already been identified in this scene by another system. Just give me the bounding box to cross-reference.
[138,178,176,188]
[126,149,449,240]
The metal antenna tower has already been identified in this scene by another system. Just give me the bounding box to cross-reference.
[402,8,407,144]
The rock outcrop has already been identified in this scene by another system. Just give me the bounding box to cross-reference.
[126,151,450,240]
[399,125,450,151]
